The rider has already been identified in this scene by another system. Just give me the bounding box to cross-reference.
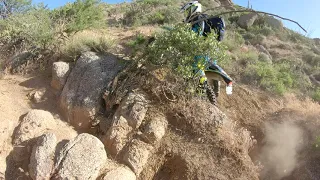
[180,0,232,98]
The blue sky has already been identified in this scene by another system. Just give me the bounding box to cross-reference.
[34,0,319,38]
[32,0,130,8]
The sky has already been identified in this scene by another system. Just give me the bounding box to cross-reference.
[33,0,320,38]
[32,0,130,8]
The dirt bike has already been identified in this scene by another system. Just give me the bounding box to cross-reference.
[196,63,233,105]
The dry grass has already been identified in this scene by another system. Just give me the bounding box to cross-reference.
[283,93,320,117]
[60,30,116,61]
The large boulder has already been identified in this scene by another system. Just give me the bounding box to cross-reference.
[102,92,149,156]
[12,110,77,162]
[123,139,153,176]
[53,133,107,180]
[51,62,70,92]
[209,0,221,8]
[265,16,283,29]
[59,52,122,132]
[314,38,320,45]
[218,0,233,7]
[237,13,258,29]
[29,133,57,180]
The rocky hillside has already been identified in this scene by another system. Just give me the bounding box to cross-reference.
[0,0,319,180]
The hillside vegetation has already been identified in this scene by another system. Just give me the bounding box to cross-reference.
[0,0,320,180]
[0,0,319,101]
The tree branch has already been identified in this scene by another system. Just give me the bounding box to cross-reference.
[192,9,307,33]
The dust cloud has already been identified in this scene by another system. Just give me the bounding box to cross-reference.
[259,121,303,180]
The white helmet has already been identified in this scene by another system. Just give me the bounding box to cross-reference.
[180,1,202,22]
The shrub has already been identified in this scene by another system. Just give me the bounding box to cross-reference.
[61,30,115,61]
[0,0,107,54]
[313,88,320,102]
[126,33,149,56]
[259,26,274,36]
[127,33,147,48]
[0,5,54,49]
[249,34,265,45]
[143,24,228,79]
[222,31,245,51]
[258,53,271,63]
[242,32,255,40]
[228,15,240,24]
[303,51,320,67]
[52,0,105,34]
[238,49,259,63]
[245,61,295,95]
[122,0,181,26]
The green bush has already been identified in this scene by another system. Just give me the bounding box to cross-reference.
[238,49,259,63]
[223,31,245,51]
[242,32,255,40]
[249,25,274,37]
[313,88,320,102]
[143,24,228,78]
[259,26,274,36]
[245,61,295,95]
[249,34,265,45]
[242,31,265,45]
[258,53,271,63]
[0,0,106,52]
[122,0,181,26]
[127,33,147,48]
[228,15,240,24]
[302,51,320,67]
[52,0,105,34]
[0,5,54,49]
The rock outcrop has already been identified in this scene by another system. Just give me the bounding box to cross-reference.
[237,13,258,29]
[59,52,123,132]
[53,133,107,180]
[29,133,57,180]
[265,16,283,29]
[102,92,149,156]
[123,139,153,176]
[314,38,320,45]
[51,62,70,92]
[217,0,233,7]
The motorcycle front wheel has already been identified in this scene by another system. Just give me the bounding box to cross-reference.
[205,84,217,106]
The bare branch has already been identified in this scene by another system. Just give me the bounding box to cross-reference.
[192,9,307,33]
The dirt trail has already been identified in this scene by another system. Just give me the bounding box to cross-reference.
[0,74,59,175]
